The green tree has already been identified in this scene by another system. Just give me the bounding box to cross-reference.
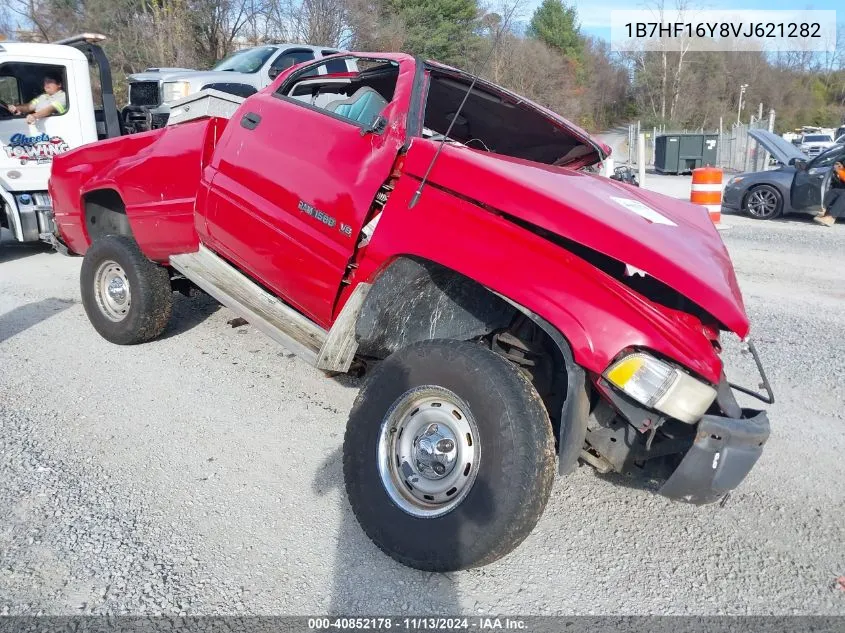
[385,0,479,64]
[527,0,582,61]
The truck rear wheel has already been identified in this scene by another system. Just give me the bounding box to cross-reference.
[343,339,555,571]
[80,236,172,345]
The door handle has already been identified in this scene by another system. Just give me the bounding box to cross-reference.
[240,112,261,130]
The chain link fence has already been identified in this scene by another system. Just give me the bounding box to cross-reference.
[716,112,776,173]
[625,110,777,174]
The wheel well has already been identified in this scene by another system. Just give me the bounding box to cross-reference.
[83,189,133,243]
[355,256,580,445]
[356,256,516,358]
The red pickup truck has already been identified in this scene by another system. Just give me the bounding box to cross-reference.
[48,53,772,572]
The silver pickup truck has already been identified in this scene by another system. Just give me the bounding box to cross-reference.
[123,43,350,133]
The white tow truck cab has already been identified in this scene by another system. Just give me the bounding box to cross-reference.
[0,33,121,247]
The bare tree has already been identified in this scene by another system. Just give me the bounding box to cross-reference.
[295,0,349,45]
[187,0,262,64]
[345,0,405,51]
[262,0,349,46]
[0,4,14,40]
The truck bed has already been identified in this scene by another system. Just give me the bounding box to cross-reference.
[50,113,230,259]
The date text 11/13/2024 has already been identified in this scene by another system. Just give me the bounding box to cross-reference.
[308,617,528,630]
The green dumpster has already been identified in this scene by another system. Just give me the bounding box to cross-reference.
[654,133,719,174]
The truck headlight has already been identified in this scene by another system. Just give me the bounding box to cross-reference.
[162,81,191,103]
[604,352,717,424]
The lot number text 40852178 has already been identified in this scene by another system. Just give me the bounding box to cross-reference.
[307,617,528,630]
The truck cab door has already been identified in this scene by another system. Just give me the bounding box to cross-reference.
[791,145,845,212]
[205,56,413,327]
[0,53,93,241]
[0,57,88,163]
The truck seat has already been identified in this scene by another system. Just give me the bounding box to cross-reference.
[325,87,387,126]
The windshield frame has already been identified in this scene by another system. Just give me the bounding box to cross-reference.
[212,46,278,73]
[419,62,603,169]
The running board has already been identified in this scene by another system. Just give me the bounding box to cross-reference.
[170,245,327,365]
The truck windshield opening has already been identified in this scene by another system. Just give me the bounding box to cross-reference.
[421,69,596,167]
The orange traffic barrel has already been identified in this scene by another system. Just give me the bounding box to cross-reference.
[690,166,723,225]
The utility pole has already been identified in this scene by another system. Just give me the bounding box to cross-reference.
[652,126,657,165]
[638,133,646,187]
[717,116,723,167]
[737,84,748,124]
[635,121,641,166]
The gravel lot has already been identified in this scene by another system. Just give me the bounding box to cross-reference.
[1,215,843,616]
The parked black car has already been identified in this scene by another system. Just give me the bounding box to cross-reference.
[722,129,845,220]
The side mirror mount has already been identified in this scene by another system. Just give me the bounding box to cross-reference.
[360,114,388,137]
[789,157,807,170]
[268,67,281,80]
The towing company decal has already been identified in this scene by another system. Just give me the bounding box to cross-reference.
[3,132,70,165]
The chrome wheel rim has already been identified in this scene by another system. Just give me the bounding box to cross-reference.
[746,188,779,218]
[94,260,131,322]
[377,386,480,518]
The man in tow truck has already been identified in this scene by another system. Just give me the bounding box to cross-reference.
[0,33,122,249]
[6,72,68,124]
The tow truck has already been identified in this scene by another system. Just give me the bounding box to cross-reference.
[0,33,121,249]
[48,52,773,571]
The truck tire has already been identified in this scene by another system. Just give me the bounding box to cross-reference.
[343,339,555,571]
[80,235,172,345]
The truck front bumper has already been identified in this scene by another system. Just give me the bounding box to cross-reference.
[1,189,55,243]
[659,408,769,505]
[122,104,171,134]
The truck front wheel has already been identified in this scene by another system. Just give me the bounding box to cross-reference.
[80,236,172,345]
[343,339,556,571]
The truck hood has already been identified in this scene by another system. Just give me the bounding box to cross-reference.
[406,141,750,337]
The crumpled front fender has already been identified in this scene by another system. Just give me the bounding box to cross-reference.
[356,172,724,384]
